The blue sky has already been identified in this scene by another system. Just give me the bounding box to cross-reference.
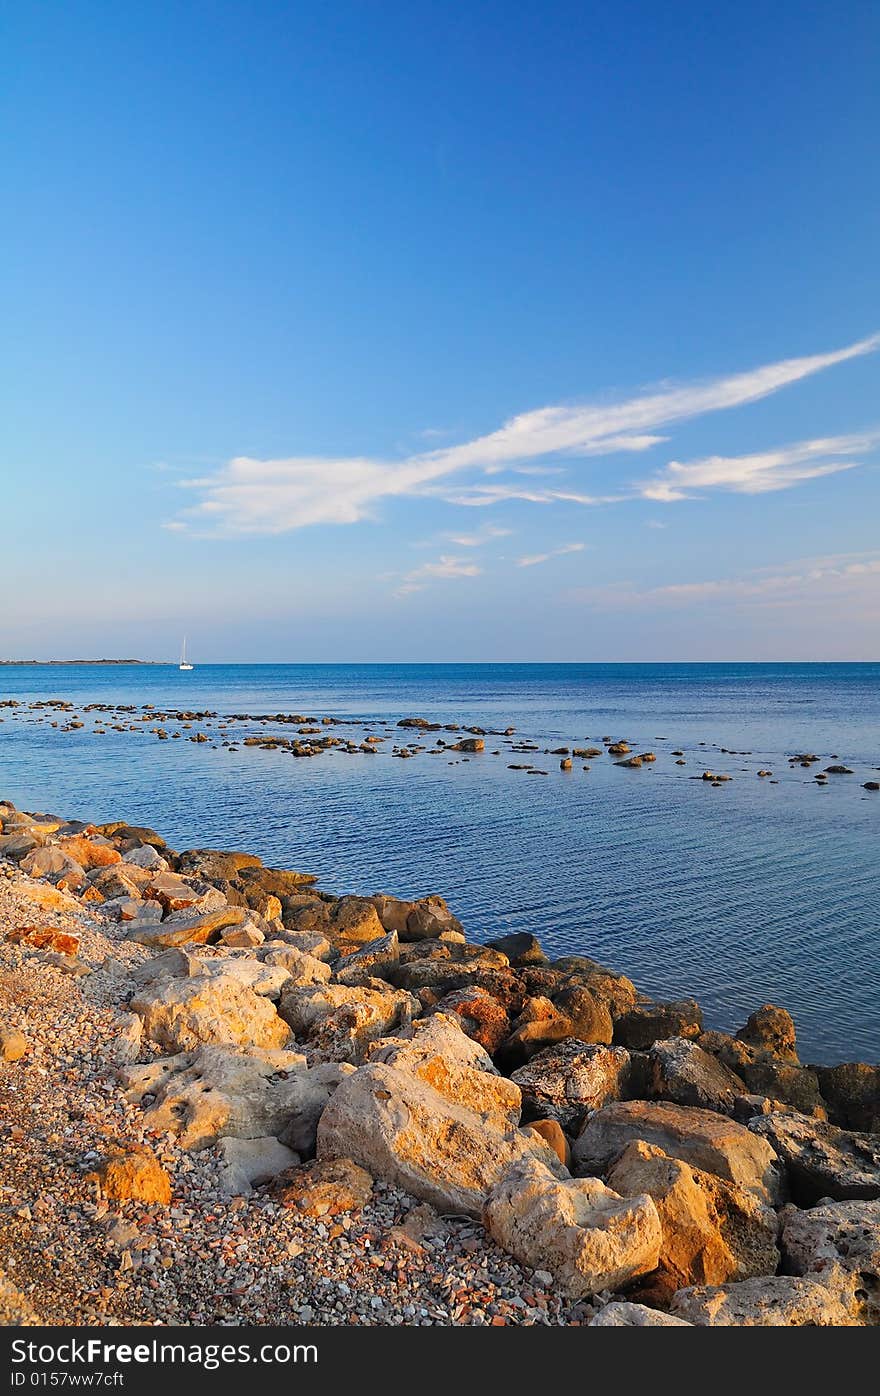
[2,0,879,661]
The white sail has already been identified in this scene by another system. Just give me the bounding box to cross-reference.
[179,636,194,670]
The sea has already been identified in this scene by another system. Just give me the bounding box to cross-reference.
[1,661,877,1065]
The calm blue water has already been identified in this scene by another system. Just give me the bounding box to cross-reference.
[1,662,878,1064]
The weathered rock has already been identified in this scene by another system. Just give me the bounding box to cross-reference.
[0,1025,28,1062]
[650,1037,745,1113]
[750,1112,880,1204]
[574,1100,785,1205]
[736,1004,798,1062]
[279,980,416,1062]
[669,1274,856,1327]
[615,1000,703,1050]
[814,1063,880,1133]
[126,905,248,947]
[122,1044,351,1152]
[86,1149,172,1205]
[130,947,289,998]
[267,928,332,960]
[270,1157,373,1216]
[95,821,166,850]
[130,973,290,1052]
[261,945,331,985]
[0,833,42,861]
[123,844,169,871]
[19,846,87,887]
[215,1136,299,1196]
[486,932,547,967]
[781,1198,880,1325]
[335,930,399,984]
[316,1062,563,1218]
[528,1119,571,1168]
[607,1140,779,1298]
[550,957,640,1018]
[6,925,80,956]
[55,834,122,870]
[389,942,508,994]
[483,1156,661,1298]
[430,986,510,1055]
[590,1302,692,1326]
[109,1012,143,1065]
[735,1055,825,1117]
[551,984,614,1045]
[371,893,465,943]
[175,849,263,880]
[511,1041,634,1131]
[367,1013,521,1130]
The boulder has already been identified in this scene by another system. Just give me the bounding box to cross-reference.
[121,1044,351,1152]
[335,931,399,984]
[215,1136,299,1196]
[736,1005,798,1062]
[590,1302,692,1326]
[175,849,263,880]
[126,905,248,947]
[55,834,121,870]
[669,1274,856,1327]
[260,946,331,985]
[278,980,416,1062]
[0,1026,28,1062]
[814,1063,880,1133]
[366,1013,521,1130]
[607,1140,779,1298]
[574,1100,785,1205]
[130,947,289,999]
[123,844,169,871]
[86,1148,171,1205]
[734,1055,825,1117]
[389,942,508,995]
[316,1062,563,1218]
[551,984,614,1044]
[781,1198,880,1325]
[550,957,639,1018]
[430,986,510,1055]
[370,893,465,943]
[614,1000,703,1050]
[130,973,290,1052]
[650,1037,745,1114]
[270,1157,373,1216]
[6,925,80,956]
[483,1156,661,1298]
[528,1119,571,1168]
[485,932,547,966]
[511,1041,634,1131]
[19,847,87,887]
[750,1112,880,1204]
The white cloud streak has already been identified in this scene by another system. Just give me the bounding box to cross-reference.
[517,542,587,568]
[174,334,879,535]
[640,430,880,501]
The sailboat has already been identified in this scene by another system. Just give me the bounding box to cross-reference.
[179,637,194,671]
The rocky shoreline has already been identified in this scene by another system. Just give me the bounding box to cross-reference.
[0,796,878,1328]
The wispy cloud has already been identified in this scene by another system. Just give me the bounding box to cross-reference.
[445,523,513,547]
[572,551,880,611]
[172,334,879,535]
[395,554,482,597]
[639,430,880,502]
[516,542,587,568]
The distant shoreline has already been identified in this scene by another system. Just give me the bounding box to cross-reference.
[0,659,157,667]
